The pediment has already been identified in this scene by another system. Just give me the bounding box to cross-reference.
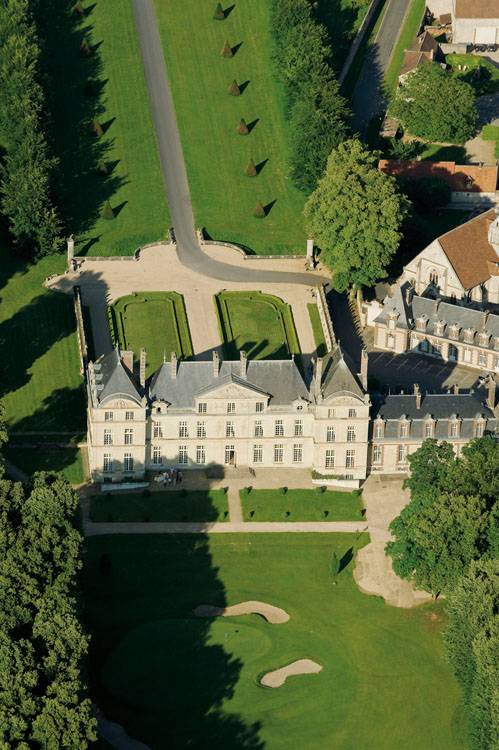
[197,380,268,400]
[100,395,142,408]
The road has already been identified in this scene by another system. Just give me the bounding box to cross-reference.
[131,0,327,287]
[350,0,412,135]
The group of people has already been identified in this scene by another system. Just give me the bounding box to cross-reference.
[159,468,183,487]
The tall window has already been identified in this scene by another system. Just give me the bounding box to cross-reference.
[399,422,408,438]
[198,402,207,414]
[123,453,134,472]
[254,420,263,437]
[152,446,162,465]
[345,449,355,469]
[397,445,407,463]
[475,421,485,438]
[274,419,284,437]
[325,449,335,469]
[478,352,487,367]
[328,408,335,418]
[253,444,263,463]
[153,422,163,439]
[227,402,236,414]
[179,421,188,438]
[449,421,459,438]
[196,445,206,464]
[104,411,113,421]
[125,411,134,421]
[347,426,356,443]
[178,445,188,464]
[225,421,235,438]
[103,453,113,472]
[197,421,206,438]
[348,408,357,418]
[293,444,303,463]
[104,428,113,445]
[294,419,303,436]
[255,402,264,413]
[373,445,382,464]
[374,422,383,439]
[424,421,433,438]
[326,425,335,443]
[124,428,134,445]
[273,444,284,463]
[224,445,235,464]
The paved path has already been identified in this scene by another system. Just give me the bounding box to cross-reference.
[350,0,413,135]
[84,519,371,537]
[227,487,243,523]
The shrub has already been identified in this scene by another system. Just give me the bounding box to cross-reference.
[280,486,288,495]
[245,158,257,177]
[213,2,225,20]
[80,38,92,57]
[228,79,241,96]
[97,159,109,176]
[101,200,115,220]
[237,118,249,135]
[221,39,233,58]
[91,119,104,138]
[254,201,265,218]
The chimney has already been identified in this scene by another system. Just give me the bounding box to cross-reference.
[414,383,421,409]
[404,284,413,306]
[359,348,368,391]
[314,357,323,399]
[453,384,459,395]
[139,347,146,388]
[121,350,133,374]
[487,376,496,411]
[240,350,247,378]
[171,351,177,379]
[212,350,220,377]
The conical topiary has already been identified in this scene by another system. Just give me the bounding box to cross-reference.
[72,1,84,15]
[228,79,240,96]
[254,201,265,218]
[213,2,225,20]
[245,158,257,177]
[97,160,108,176]
[102,200,115,220]
[221,39,233,58]
[237,118,249,135]
[91,119,104,137]
[84,79,96,96]
[80,38,91,56]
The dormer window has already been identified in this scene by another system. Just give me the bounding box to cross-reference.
[424,418,434,438]
[448,418,460,438]
[479,332,490,348]
[398,419,409,438]
[416,317,427,332]
[449,324,460,340]
[434,320,445,336]
[373,419,384,439]
[429,270,439,286]
[474,417,485,438]
[227,402,236,414]
[463,328,475,344]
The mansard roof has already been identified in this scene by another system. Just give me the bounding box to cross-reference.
[149,358,309,408]
[321,346,365,400]
[93,349,142,405]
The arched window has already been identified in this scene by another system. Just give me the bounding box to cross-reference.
[429,270,439,286]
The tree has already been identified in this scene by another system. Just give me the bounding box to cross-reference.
[0,403,7,478]
[245,158,257,177]
[304,139,410,290]
[221,39,232,58]
[213,2,225,20]
[91,119,103,138]
[237,118,249,135]
[387,137,423,160]
[392,62,477,144]
[254,201,265,218]
[101,200,114,220]
[228,79,240,96]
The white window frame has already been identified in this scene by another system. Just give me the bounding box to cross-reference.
[197,421,206,438]
[124,428,134,445]
[294,419,303,436]
[104,428,113,446]
[253,444,263,463]
[152,446,162,465]
[153,422,163,439]
[326,425,335,443]
[196,445,206,465]
[274,419,284,437]
[273,444,284,464]
[125,411,134,421]
[325,449,335,469]
[346,426,356,443]
[293,443,303,463]
[104,411,113,421]
[225,421,235,438]
[103,453,113,472]
[373,444,382,465]
[179,421,189,438]
[123,452,134,472]
[254,420,263,437]
[198,402,207,414]
[345,449,355,469]
[227,402,236,414]
[178,445,188,464]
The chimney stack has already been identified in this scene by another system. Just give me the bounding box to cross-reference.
[404,284,413,306]
[359,348,368,391]
[139,347,146,388]
[414,383,421,409]
[314,357,323,399]
[121,350,133,374]
[240,350,247,378]
[212,350,220,378]
[171,351,177,379]
[487,375,496,411]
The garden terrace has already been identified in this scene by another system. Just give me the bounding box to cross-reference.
[90,489,229,523]
[240,488,364,522]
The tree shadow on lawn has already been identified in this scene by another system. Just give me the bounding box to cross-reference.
[84,527,265,748]
[10,386,86,435]
[35,0,126,248]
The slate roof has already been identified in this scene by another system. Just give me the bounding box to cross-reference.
[437,208,498,290]
[321,346,365,399]
[93,349,142,405]
[149,359,310,408]
[454,0,499,18]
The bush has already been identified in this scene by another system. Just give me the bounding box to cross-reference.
[254,201,265,218]
[245,158,257,177]
[213,2,225,20]
[221,39,232,58]
[280,486,288,495]
[237,118,249,135]
[228,79,240,96]
[101,200,115,220]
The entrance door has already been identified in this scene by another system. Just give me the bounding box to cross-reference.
[225,445,236,466]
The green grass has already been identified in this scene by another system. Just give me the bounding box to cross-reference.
[419,143,468,162]
[481,125,499,159]
[5,446,86,484]
[240,488,364,521]
[0,243,85,433]
[307,303,328,357]
[83,533,467,750]
[37,0,168,256]
[384,0,426,94]
[446,53,499,95]
[109,292,193,377]
[215,291,300,360]
[90,489,229,523]
[341,0,389,95]
[153,0,307,255]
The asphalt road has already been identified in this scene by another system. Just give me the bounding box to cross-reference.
[350,0,412,135]
[131,0,328,287]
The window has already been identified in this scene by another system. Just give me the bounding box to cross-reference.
[478,352,487,367]
[374,422,384,439]
[227,402,235,414]
[104,411,113,421]
[495,356,499,372]
[224,445,235,464]
[463,348,472,364]
[294,419,303,436]
[348,408,357,418]
[253,444,263,463]
[293,444,303,463]
[475,421,485,438]
[429,270,438,286]
[347,426,356,443]
[254,420,263,437]
[198,402,207,414]
[123,453,134,472]
[326,425,335,443]
[179,421,188,438]
[103,453,113,472]
[273,444,284,464]
[328,408,336,418]
[104,428,113,445]
[274,419,284,437]
[196,445,206,464]
[345,449,355,469]
[325,449,335,469]
[449,421,459,438]
[153,422,163,439]
[124,428,134,445]
[296,404,304,411]
[152,446,162,465]
[225,421,235,438]
[399,422,409,438]
[197,421,206,438]
[125,411,134,421]
[373,445,382,465]
[178,445,188,464]
[424,421,433,438]
[397,445,407,463]
[386,334,395,349]
[256,402,264,413]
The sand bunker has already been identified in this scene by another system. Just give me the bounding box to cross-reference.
[260,659,323,688]
[194,600,289,624]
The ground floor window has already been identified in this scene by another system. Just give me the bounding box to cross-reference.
[373,445,382,464]
[345,449,355,469]
[419,339,429,353]
[463,348,472,364]
[448,344,458,362]
[123,452,134,472]
[225,445,236,465]
[495,356,499,372]
[386,333,395,349]
[397,445,407,463]
[103,453,113,472]
[152,446,162,465]
[325,449,335,469]
[178,445,188,464]
[478,352,487,367]
[293,444,303,463]
[253,444,263,463]
[273,444,283,464]
[196,445,206,464]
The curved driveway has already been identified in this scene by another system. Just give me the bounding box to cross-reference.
[131,0,328,287]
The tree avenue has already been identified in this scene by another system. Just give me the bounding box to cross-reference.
[304,139,410,291]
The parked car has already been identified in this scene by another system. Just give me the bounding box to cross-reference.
[486,44,497,53]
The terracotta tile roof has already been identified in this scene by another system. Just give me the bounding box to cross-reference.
[454,0,499,18]
[379,159,498,193]
[438,208,499,290]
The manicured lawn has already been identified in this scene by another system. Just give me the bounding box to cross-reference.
[0,243,85,433]
[446,53,499,95]
[481,124,499,159]
[240,489,364,521]
[83,533,467,750]
[153,0,307,255]
[307,303,328,357]
[90,489,229,522]
[419,143,468,162]
[37,0,168,257]
[5,446,86,485]
[384,0,426,94]
[109,292,193,377]
[215,291,300,360]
